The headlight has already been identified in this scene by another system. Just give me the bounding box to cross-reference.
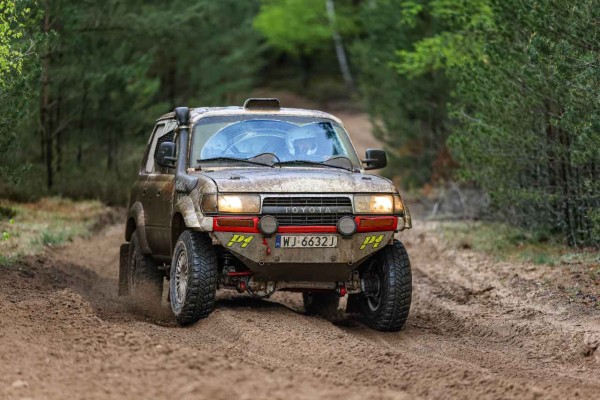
[393,194,405,214]
[219,194,260,213]
[201,194,260,214]
[354,195,394,214]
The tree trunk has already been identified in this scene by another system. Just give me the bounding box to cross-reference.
[299,52,312,90]
[40,0,53,190]
[325,0,355,91]
[55,93,63,173]
[77,80,88,165]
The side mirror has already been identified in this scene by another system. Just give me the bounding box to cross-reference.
[156,142,177,168]
[362,149,387,170]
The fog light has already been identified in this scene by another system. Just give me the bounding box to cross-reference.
[337,216,357,236]
[259,215,278,235]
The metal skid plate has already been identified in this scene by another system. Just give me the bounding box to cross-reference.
[213,231,393,281]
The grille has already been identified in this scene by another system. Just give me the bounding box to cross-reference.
[274,213,348,226]
[262,197,351,208]
[262,197,352,226]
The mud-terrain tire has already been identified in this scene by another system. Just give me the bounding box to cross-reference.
[169,230,217,325]
[303,292,340,319]
[127,230,163,306]
[355,240,412,332]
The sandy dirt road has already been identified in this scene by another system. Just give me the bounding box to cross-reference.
[0,220,599,400]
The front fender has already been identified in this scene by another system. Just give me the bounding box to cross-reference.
[173,196,200,228]
[173,194,213,231]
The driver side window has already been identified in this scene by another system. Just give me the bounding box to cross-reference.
[144,124,165,174]
[143,120,178,174]
[145,122,175,174]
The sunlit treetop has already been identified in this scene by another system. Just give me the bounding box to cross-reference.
[392,0,495,76]
[253,0,357,55]
[0,0,30,84]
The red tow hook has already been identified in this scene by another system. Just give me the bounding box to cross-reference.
[262,238,271,255]
[228,271,252,293]
[338,286,347,297]
[237,280,247,293]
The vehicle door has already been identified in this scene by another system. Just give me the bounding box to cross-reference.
[147,120,177,255]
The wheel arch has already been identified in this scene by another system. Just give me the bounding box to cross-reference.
[126,201,152,254]
[171,212,187,253]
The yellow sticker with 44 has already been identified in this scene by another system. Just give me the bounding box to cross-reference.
[360,234,385,250]
[227,234,254,248]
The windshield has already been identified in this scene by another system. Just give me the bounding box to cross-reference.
[191,115,360,168]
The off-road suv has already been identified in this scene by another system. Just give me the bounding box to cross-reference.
[119,98,412,331]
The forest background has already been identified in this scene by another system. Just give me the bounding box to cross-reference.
[0,0,598,248]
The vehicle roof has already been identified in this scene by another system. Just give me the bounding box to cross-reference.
[156,107,344,126]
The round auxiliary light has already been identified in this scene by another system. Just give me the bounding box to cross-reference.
[337,216,357,236]
[259,215,279,235]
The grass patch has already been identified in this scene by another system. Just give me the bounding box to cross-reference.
[437,220,599,268]
[437,220,599,308]
[0,197,106,265]
[35,230,72,247]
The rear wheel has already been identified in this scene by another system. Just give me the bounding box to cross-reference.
[352,240,412,332]
[169,230,217,325]
[303,292,340,319]
[127,230,163,307]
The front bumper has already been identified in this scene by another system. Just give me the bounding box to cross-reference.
[212,230,394,281]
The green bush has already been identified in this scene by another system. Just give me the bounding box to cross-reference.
[351,0,453,188]
[391,0,600,247]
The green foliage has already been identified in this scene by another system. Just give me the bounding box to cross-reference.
[0,0,30,81]
[389,0,599,246]
[254,0,356,56]
[394,0,494,76]
[351,0,453,187]
[0,0,263,204]
[0,0,38,181]
[254,0,331,55]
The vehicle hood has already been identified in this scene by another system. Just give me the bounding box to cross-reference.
[197,168,396,193]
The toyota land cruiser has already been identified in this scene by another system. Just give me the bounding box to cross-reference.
[119,98,412,331]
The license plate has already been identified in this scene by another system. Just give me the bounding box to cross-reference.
[275,235,338,248]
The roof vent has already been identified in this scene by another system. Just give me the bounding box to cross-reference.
[243,98,280,110]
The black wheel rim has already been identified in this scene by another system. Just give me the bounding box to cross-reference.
[364,259,383,311]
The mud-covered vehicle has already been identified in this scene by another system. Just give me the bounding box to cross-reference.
[119,98,412,331]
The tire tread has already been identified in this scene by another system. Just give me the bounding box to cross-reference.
[363,240,412,332]
[171,230,217,325]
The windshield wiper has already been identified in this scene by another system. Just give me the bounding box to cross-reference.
[197,156,274,167]
[273,159,353,171]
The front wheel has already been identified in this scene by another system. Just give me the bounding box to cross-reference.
[169,230,217,325]
[351,240,412,332]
